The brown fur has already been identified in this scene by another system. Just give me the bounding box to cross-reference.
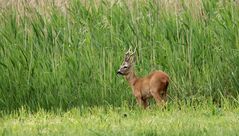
[126,69,169,108]
[117,50,169,109]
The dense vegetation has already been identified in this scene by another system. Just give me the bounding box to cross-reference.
[0,0,239,112]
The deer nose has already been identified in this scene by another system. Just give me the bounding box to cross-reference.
[117,70,122,75]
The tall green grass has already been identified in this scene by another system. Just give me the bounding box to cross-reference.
[0,0,239,112]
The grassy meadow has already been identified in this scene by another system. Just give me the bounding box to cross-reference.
[1,105,239,136]
[0,0,239,135]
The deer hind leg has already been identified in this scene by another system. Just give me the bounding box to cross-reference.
[160,91,167,109]
[151,91,163,106]
[161,91,167,103]
[142,98,148,109]
[151,87,166,107]
[136,96,148,109]
[161,81,169,104]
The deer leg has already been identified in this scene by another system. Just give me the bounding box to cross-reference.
[161,81,169,107]
[136,96,147,109]
[142,98,148,109]
[152,93,163,106]
[152,92,167,109]
[160,91,167,109]
[151,88,167,108]
[161,91,167,104]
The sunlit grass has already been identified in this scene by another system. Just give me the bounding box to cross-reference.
[1,105,239,136]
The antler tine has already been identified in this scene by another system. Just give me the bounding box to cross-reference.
[124,47,132,61]
[125,47,131,54]
[130,45,137,56]
[133,45,137,54]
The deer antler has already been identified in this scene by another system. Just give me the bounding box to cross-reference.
[127,46,137,63]
[125,46,137,63]
[125,47,132,62]
[131,45,137,56]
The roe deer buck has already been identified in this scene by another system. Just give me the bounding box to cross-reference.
[117,48,169,109]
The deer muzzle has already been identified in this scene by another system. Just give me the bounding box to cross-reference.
[117,70,123,75]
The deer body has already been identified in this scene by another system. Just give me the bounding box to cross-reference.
[117,49,169,108]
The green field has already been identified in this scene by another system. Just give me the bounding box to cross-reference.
[1,104,239,136]
[0,0,239,135]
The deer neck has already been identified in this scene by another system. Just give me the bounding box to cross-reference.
[125,69,137,87]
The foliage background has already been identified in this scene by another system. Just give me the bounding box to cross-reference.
[0,0,239,112]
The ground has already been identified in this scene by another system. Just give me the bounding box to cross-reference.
[1,105,239,136]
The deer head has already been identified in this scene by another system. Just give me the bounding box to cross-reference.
[117,48,136,75]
